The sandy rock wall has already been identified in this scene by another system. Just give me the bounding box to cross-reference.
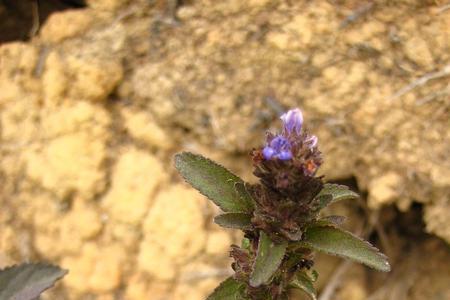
[0,0,449,299]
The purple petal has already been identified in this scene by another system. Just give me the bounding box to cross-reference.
[277,151,293,160]
[280,108,303,135]
[270,136,290,149]
[262,147,276,159]
[263,135,293,160]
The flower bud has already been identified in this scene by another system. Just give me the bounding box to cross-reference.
[280,108,303,135]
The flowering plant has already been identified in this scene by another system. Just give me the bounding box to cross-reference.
[175,108,390,300]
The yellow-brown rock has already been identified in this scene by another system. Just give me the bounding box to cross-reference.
[205,230,233,255]
[25,131,108,200]
[86,0,127,11]
[24,101,110,199]
[368,172,403,209]
[62,242,125,293]
[122,108,173,150]
[138,185,206,279]
[32,194,102,258]
[174,262,225,300]
[42,51,68,105]
[102,148,167,225]
[0,1,449,299]
[66,54,123,102]
[124,274,171,300]
[137,242,177,280]
[40,10,95,43]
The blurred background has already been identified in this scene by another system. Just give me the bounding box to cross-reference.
[0,0,449,299]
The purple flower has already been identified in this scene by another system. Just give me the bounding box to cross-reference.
[263,136,293,160]
[280,108,303,135]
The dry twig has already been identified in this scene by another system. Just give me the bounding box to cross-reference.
[318,260,353,300]
[415,85,450,105]
[319,197,391,300]
[389,64,450,101]
[437,2,450,14]
[339,2,375,29]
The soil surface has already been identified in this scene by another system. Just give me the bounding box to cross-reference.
[0,0,449,299]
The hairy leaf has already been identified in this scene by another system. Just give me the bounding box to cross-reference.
[174,152,254,213]
[290,272,317,300]
[206,277,248,300]
[235,182,255,210]
[250,231,288,287]
[0,263,68,300]
[315,184,359,210]
[214,213,252,230]
[300,226,391,272]
[321,183,359,200]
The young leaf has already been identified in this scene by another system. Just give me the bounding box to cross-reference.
[315,184,359,208]
[174,152,254,213]
[311,184,359,214]
[300,226,391,272]
[214,213,252,230]
[290,272,317,300]
[206,277,248,300]
[0,263,68,300]
[250,231,288,287]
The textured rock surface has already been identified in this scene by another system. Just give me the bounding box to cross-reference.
[102,148,167,225]
[0,0,449,299]
[138,185,207,280]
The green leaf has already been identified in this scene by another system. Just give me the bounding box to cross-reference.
[214,213,252,230]
[290,272,317,300]
[321,183,360,200]
[234,182,255,210]
[300,226,391,272]
[312,194,333,212]
[206,277,248,300]
[315,184,359,210]
[174,152,254,213]
[250,231,288,287]
[0,263,68,300]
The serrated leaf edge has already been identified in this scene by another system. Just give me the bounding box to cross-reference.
[205,277,245,300]
[174,152,254,213]
[0,262,68,298]
[0,262,68,275]
[320,184,359,202]
[301,226,391,272]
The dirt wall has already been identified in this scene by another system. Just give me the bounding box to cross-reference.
[0,0,449,299]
